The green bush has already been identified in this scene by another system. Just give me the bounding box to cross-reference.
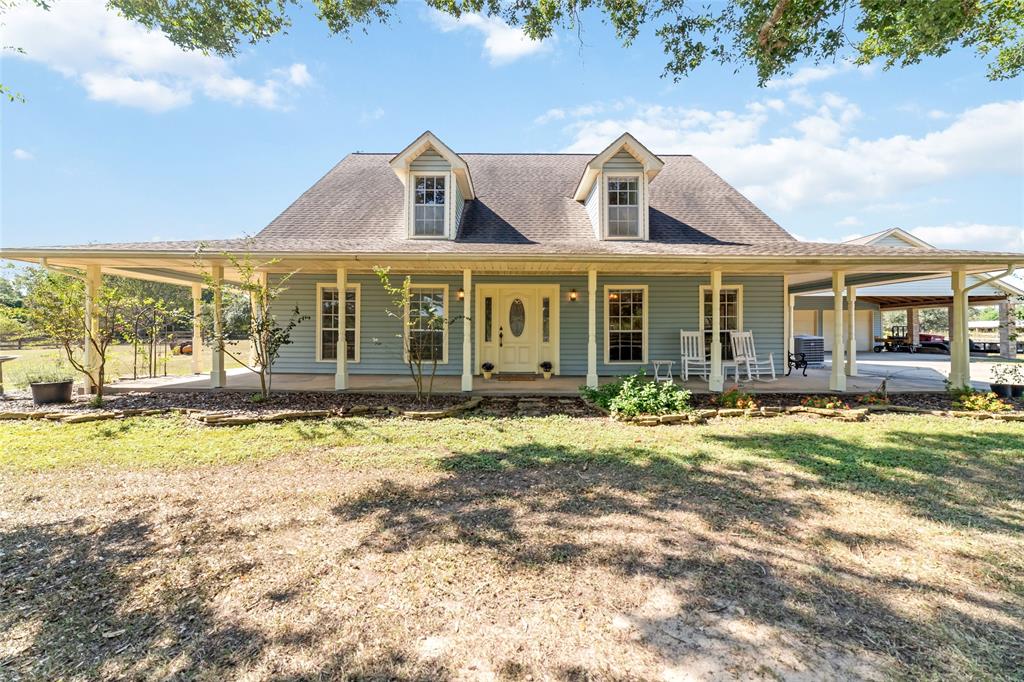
[581,372,692,417]
[952,389,1012,412]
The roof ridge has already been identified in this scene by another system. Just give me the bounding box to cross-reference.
[349,151,696,157]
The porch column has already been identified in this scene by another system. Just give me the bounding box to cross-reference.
[829,271,846,391]
[335,267,348,390]
[83,265,101,394]
[907,307,921,346]
[191,284,203,375]
[210,264,227,388]
[586,268,598,388]
[250,272,267,368]
[461,268,473,391]
[845,285,857,376]
[949,270,970,388]
[709,270,724,392]
[784,275,793,355]
[999,300,1017,359]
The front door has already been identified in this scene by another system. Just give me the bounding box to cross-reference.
[498,288,537,372]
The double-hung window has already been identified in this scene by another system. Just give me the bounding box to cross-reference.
[407,286,448,363]
[318,284,359,362]
[700,286,742,360]
[605,286,647,363]
[413,175,446,237]
[606,176,640,238]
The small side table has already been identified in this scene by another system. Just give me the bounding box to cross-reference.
[652,360,675,383]
[0,355,18,397]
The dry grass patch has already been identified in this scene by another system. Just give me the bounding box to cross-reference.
[1,415,1022,680]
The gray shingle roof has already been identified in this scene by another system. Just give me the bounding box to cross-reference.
[257,153,797,248]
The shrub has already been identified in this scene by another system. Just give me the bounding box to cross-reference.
[952,389,1012,412]
[802,395,850,410]
[716,386,758,409]
[857,392,890,406]
[581,373,692,417]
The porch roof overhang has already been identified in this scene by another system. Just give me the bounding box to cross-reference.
[859,295,1008,310]
[3,244,1023,290]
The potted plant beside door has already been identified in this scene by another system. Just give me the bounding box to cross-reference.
[481,362,494,380]
[540,361,553,380]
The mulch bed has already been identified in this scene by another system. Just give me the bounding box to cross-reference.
[0,391,604,419]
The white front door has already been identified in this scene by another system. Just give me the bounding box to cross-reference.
[498,288,537,372]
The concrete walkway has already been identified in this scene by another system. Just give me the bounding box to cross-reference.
[106,352,1016,395]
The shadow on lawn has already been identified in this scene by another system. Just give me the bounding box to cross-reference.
[3,427,1022,680]
[330,436,1024,679]
[705,428,1024,533]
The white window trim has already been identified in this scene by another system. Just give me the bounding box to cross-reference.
[603,172,646,241]
[698,284,745,333]
[603,284,649,365]
[408,172,451,239]
[403,283,450,365]
[315,282,361,363]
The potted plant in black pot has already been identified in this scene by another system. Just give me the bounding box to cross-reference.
[26,368,75,405]
[539,360,553,379]
[481,362,494,380]
[989,365,1013,399]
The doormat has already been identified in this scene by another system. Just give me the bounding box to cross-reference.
[496,374,538,381]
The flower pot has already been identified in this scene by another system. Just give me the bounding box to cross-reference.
[30,380,73,405]
[1012,385,1024,398]
[482,371,493,380]
[542,371,552,380]
[990,383,1013,399]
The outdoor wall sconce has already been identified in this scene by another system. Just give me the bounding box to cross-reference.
[569,289,578,302]
[457,288,465,301]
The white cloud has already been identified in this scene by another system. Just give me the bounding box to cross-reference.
[836,216,861,227]
[12,148,34,161]
[555,97,1024,213]
[428,10,554,65]
[534,108,566,125]
[766,64,843,89]
[910,224,1024,251]
[4,0,311,111]
[359,107,386,123]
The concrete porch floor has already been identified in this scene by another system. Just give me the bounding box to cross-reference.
[106,353,1006,395]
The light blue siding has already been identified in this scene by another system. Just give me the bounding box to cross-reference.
[604,150,643,173]
[409,150,450,172]
[873,234,919,248]
[270,273,786,377]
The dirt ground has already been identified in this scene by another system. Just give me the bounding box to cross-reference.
[2,427,1021,681]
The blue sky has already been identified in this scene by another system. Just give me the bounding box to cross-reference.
[2,0,1022,252]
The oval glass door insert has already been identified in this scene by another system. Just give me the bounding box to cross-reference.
[509,298,526,337]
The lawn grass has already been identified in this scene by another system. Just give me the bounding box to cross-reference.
[1,341,250,388]
[2,414,1022,680]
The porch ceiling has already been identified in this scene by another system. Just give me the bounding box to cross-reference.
[860,294,1007,310]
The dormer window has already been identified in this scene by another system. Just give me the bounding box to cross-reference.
[413,175,447,236]
[573,133,664,242]
[389,131,476,241]
[606,175,640,238]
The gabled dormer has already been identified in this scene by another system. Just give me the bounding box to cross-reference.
[390,131,475,240]
[573,133,664,241]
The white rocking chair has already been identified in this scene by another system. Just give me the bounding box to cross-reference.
[680,331,712,381]
[730,331,776,381]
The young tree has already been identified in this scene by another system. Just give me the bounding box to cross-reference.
[374,266,463,405]
[22,271,131,401]
[198,249,307,399]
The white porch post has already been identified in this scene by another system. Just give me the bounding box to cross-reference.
[845,284,858,376]
[949,269,970,388]
[709,270,724,392]
[191,283,203,375]
[830,270,846,391]
[210,264,227,388]
[461,268,473,392]
[783,275,793,356]
[83,265,101,394]
[999,300,1016,359]
[586,268,598,388]
[335,267,348,390]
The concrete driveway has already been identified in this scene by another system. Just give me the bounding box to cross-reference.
[827,352,1021,390]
